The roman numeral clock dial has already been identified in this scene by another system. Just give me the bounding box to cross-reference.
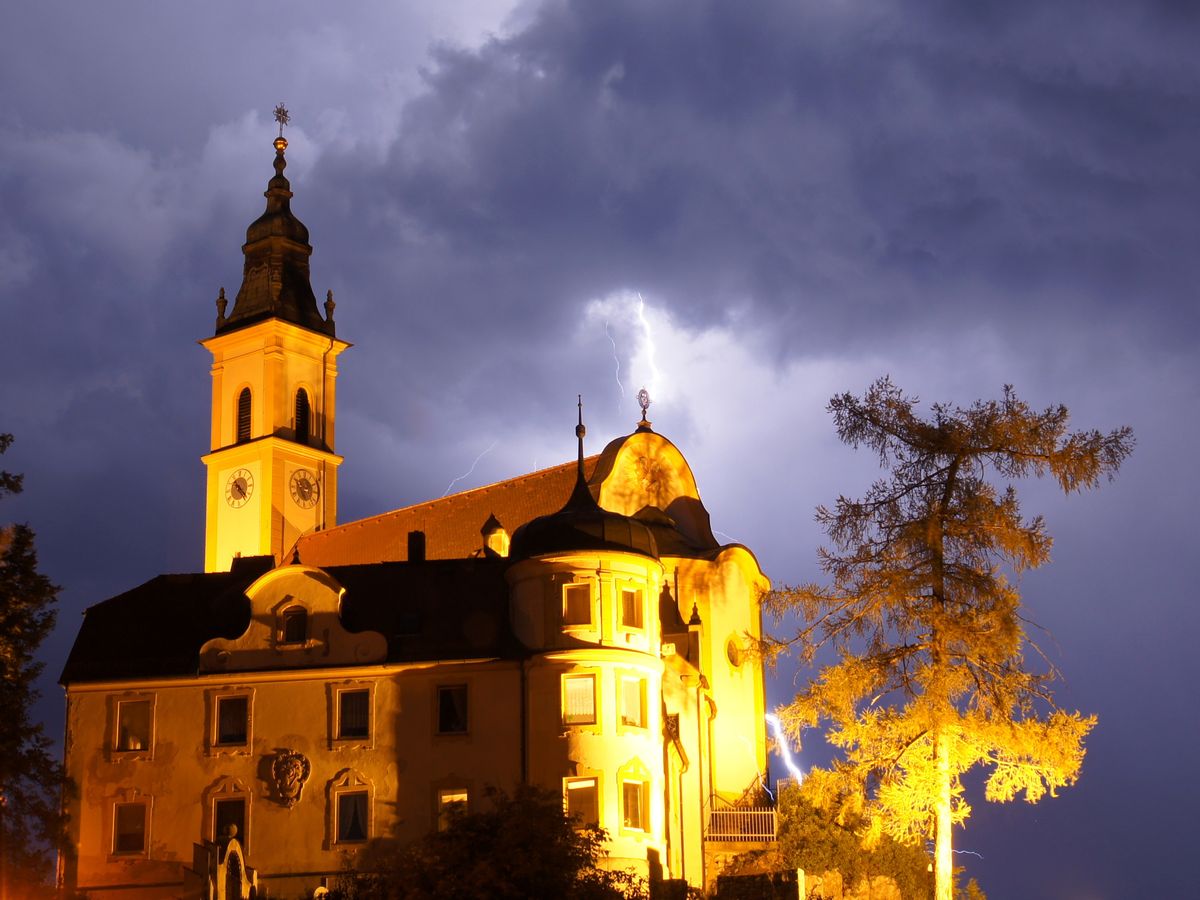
[290,468,320,509]
[225,469,254,508]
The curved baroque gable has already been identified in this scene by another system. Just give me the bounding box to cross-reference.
[591,431,717,549]
[200,564,386,671]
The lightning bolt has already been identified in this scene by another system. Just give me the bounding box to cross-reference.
[713,529,739,544]
[605,320,625,412]
[635,293,662,395]
[442,440,498,497]
[765,713,804,785]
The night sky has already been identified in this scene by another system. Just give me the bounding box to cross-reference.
[3,2,1198,897]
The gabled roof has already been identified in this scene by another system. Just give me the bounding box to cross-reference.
[297,456,600,566]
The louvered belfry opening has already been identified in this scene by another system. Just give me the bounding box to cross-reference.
[295,388,310,444]
[236,388,252,443]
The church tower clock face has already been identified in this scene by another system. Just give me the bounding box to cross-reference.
[225,469,254,508]
[289,468,320,508]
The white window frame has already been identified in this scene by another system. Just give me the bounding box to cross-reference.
[562,673,598,727]
[209,688,254,754]
[328,769,374,847]
[562,582,594,629]
[330,681,376,748]
[111,693,155,760]
[564,776,600,829]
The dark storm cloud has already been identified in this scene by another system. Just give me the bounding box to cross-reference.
[2,2,1198,898]
[328,0,1200,358]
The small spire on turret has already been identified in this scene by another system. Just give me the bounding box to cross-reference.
[576,394,586,471]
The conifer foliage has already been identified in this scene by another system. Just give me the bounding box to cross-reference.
[0,433,68,894]
[766,379,1133,900]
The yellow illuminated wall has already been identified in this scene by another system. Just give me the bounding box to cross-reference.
[201,318,349,571]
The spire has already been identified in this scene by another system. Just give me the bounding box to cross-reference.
[217,104,335,337]
[567,395,598,510]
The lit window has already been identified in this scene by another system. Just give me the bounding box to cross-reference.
[281,607,307,644]
[437,685,468,734]
[116,699,151,752]
[214,797,247,848]
[622,780,647,831]
[113,802,147,854]
[216,696,248,746]
[563,584,592,627]
[236,388,252,444]
[437,789,469,831]
[620,677,646,728]
[565,778,598,828]
[563,675,596,726]
[338,690,370,740]
[295,388,311,444]
[620,588,643,629]
[336,791,369,843]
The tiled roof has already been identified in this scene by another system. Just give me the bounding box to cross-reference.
[297,456,599,566]
[60,557,523,683]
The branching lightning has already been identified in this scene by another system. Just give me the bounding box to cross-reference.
[442,440,498,497]
[765,713,804,785]
[605,320,625,412]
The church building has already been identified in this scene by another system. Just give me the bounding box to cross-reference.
[59,122,774,899]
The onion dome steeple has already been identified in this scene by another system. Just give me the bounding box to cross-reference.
[510,398,658,560]
[216,104,335,336]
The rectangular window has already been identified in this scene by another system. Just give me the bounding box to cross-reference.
[437,685,468,734]
[620,677,646,728]
[620,588,643,629]
[622,781,647,831]
[565,778,599,828]
[216,696,248,746]
[563,583,592,627]
[113,803,147,854]
[214,797,246,849]
[437,788,469,831]
[563,675,597,726]
[116,699,151,752]
[339,690,370,739]
[336,791,369,843]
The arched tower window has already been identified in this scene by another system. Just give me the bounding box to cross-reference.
[236,388,252,444]
[295,388,311,445]
[282,607,308,644]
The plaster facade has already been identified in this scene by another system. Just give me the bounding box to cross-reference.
[60,135,773,899]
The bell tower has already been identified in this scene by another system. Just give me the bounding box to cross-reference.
[200,109,350,572]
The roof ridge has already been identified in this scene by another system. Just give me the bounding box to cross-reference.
[312,454,599,535]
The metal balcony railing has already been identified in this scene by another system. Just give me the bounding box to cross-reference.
[705,805,777,842]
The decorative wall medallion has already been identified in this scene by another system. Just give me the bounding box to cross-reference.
[270,749,311,807]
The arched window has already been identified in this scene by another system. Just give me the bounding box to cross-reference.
[236,388,252,444]
[282,607,308,644]
[295,388,311,444]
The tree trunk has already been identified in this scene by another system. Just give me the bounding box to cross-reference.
[935,728,954,900]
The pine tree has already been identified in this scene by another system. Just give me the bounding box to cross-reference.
[766,379,1133,900]
[0,433,68,895]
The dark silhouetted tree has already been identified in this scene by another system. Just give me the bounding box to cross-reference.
[331,784,649,900]
[765,380,1132,900]
[0,433,69,896]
